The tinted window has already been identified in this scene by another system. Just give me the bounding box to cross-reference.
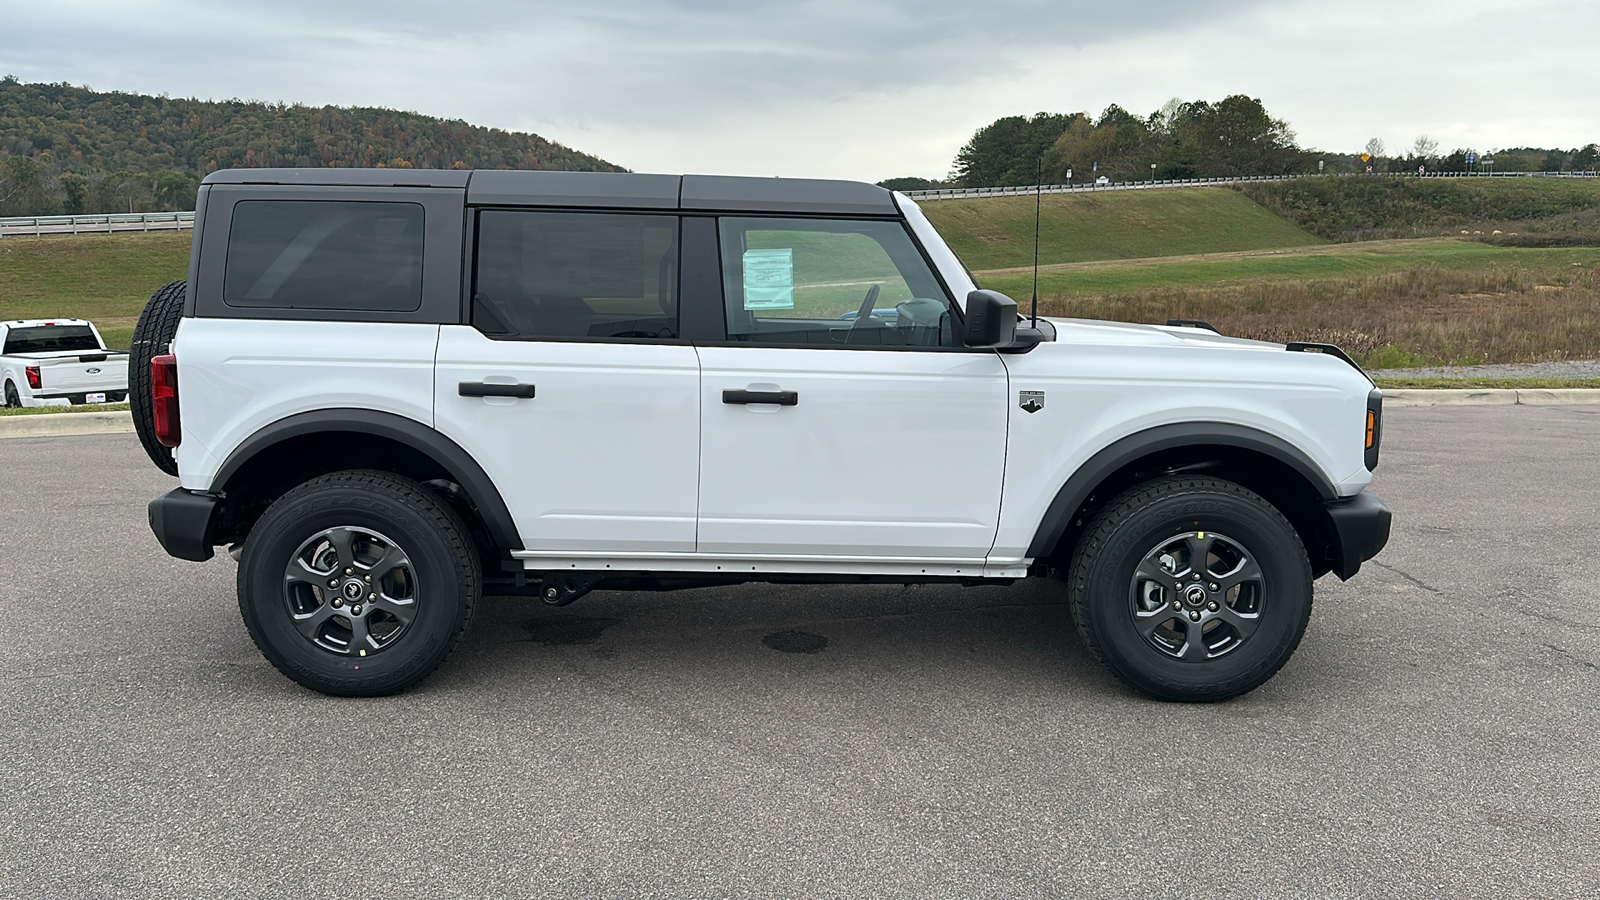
[473,211,679,341]
[3,325,100,354]
[224,201,424,311]
[717,218,954,346]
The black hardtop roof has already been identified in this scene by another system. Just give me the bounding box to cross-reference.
[200,168,897,215]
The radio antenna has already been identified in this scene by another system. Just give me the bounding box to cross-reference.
[1031,156,1042,328]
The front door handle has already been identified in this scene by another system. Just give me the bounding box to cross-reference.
[722,389,797,406]
[460,382,536,399]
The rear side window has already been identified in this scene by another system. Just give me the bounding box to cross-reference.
[3,325,100,354]
[472,210,679,341]
[223,200,424,311]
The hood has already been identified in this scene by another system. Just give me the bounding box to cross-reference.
[1042,317,1284,353]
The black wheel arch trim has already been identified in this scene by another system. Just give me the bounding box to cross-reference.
[210,408,523,552]
[1025,422,1340,559]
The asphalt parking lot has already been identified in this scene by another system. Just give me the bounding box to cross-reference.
[2,406,1597,899]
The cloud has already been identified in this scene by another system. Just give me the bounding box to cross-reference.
[2,0,1595,180]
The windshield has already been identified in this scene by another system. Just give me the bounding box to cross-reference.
[4,325,101,354]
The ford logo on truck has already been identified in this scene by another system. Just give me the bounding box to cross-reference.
[87,367,101,374]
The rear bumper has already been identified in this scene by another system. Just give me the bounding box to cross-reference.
[148,488,220,562]
[1323,491,1392,580]
[35,390,127,404]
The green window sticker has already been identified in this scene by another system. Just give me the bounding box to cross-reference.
[742,248,794,310]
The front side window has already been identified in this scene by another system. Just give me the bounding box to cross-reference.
[716,218,955,346]
[223,200,424,311]
[472,210,679,341]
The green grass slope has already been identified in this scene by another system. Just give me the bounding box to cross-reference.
[920,187,1324,270]
[0,233,190,350]
[1237,176,1600,243]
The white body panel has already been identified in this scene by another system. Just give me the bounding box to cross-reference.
[0,320,127,407]
[989,318,1374,560]
[173,318,440,490]
[433,326,701,553]
[696,345,1009,558]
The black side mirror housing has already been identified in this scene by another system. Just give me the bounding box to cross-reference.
[963,290,1018,348]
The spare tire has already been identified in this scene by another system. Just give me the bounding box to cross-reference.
[129,280,187,475]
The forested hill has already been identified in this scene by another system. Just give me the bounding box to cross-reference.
[0,77,623,215]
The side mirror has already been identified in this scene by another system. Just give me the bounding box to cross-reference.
[963,290,1018,348]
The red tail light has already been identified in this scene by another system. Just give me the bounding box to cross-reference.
[151,354,180,448]
[25,366,41,390]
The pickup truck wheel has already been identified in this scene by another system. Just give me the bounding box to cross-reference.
[129,280,187,475]
[3,381,18,408]
[237,470,480,697]
[1067,476,1313,702]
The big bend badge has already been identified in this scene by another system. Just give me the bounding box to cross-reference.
[1019,390,1045,414]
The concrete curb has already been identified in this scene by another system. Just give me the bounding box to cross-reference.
[0,410,135,438]
[1384,388,1600,407]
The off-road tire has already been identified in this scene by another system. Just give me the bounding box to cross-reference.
[238,470,480,697]
[129,280,187,475]
[1067,476,1313,702]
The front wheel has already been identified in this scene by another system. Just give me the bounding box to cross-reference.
[238,470,480,696]
[1067,476,1313,702]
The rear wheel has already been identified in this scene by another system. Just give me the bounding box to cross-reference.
[129,280,186,475]
[238,470,480,697]
[1067,476,1313,702]
[3,381,18,408]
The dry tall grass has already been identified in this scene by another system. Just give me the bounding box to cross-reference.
[1039,263,1600,366]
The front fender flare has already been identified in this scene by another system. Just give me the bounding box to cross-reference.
[1025,421,1339,558]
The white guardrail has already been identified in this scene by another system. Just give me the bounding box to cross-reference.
[0,211,194,238]
[904,170,1600,201]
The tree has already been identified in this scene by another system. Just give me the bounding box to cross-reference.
[876,176,938,191]
[1364,137,1386,159]
[1412,135,1439,161]
[952,112,1081,186]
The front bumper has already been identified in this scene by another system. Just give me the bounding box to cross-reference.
[1323,491,1391,580]
[148,488,220,562]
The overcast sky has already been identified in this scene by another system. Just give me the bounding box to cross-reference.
[3,0,1595,180]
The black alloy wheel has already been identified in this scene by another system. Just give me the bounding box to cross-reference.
[1067,476,1313,702]
[238,470,479,697]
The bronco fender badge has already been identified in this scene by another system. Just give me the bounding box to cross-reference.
[1019,390,1045,414]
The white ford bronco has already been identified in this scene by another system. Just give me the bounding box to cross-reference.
[138,168,1389,701]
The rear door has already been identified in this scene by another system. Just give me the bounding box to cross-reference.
[693,216,1009,559]
[433,209,701,553]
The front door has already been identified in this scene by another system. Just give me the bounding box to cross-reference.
[434,209,700,553]
[695,216,1009,559]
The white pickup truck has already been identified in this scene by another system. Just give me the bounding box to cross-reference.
[1,319,129,407]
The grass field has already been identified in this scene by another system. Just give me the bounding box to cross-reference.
[919,188,1324,270]
[975,239,1600,367]
[0,233,190,350]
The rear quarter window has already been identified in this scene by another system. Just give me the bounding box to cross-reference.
[223,200,424,311]
[4,325,101,354]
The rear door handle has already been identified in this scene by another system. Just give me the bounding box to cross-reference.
[459,382,537,399]
[722,389,797,406]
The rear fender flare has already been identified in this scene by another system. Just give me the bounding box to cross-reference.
[211,408,522,551]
